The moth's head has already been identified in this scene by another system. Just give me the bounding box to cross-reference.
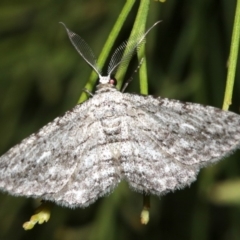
[96,75,117,90]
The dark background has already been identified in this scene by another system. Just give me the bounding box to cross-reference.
[0,0,240,239]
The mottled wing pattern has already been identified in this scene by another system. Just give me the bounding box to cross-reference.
[0,99,122,207]
[121,93,240,195]
[50,117,123,207]
[1,87,240,205]
[0,103,89,199]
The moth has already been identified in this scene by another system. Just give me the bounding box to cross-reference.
[0,22,240,208]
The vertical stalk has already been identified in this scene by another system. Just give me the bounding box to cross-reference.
[222,0,240,110]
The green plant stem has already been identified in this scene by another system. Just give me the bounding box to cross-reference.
[135,0,151,95]
[115,0,151,93]
[78,0,136,103]
[222,0,240,110]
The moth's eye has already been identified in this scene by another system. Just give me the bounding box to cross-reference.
[109,77,117,86]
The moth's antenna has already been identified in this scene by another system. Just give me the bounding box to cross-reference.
[107,21,161,77]
[121,58,144,93]
[60,21,161,85]
[60,22,102,77]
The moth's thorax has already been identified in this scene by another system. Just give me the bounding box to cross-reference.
[88,87,125,121]
[95,83,118,94]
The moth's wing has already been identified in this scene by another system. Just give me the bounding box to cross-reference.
[121,94,240,195]
[126,94,240,165]
[0,102,91,200]
[120,104,199,195]
[51,118,123,208]
[0,98,123,208]
[122,123,199,195]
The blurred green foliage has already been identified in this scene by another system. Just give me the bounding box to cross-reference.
[0,0,240,239]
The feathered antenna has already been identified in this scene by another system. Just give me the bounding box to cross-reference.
[60,22,101,76]
[60,21,161,85]
[107,21,161,77]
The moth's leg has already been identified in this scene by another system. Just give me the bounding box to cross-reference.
[121,58,144,93]
[82,88,94,97]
